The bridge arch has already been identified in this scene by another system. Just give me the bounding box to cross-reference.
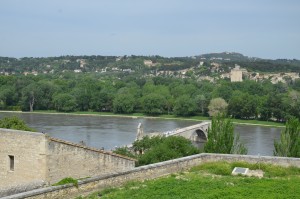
[195,129,207,141]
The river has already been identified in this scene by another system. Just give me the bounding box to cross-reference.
[0,112,282,156]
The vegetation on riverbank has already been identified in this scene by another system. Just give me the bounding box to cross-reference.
[0,72,299,123]
[114,136,200,166]
[0,116,35,131]
[77,161,300,199]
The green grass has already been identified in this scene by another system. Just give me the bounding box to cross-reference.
[79,161,300,199]
[31,110,285,128]
[231,118,285,127]
[52,177,78,187]
[190,161,300,177]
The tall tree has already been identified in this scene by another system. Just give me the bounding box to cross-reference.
[208,98,228,117]
[141,93,166,115]
[195,94,207,115]
[113,93,135,113]
[274,118,300,157]
[204,115,247,154]
[53,93,77,112]
[173,95,197,116]
[21,83,42,112]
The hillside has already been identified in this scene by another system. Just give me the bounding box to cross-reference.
[0,53,300,76]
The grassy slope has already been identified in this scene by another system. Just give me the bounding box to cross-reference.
[32,110,285,128]
[79,161,300,199]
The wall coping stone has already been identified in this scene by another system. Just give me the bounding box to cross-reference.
[48,137,136,161]
[0,128,44,136]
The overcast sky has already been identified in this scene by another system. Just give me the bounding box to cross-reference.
[1,0,299,59]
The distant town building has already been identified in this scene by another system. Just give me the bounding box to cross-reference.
[230,64,243,82]
[144,60,153,67]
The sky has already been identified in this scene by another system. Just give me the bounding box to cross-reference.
[0,0,300,59]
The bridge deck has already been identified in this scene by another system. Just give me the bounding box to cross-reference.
[163,121,210,137]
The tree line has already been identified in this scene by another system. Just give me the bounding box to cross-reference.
[0,74,300,121]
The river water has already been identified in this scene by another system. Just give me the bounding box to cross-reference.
[0,112,282,156]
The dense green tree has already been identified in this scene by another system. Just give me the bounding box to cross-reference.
[0,85,17,109]
[212,83,233,102]
[228,92,259,119]
[195,94,207,115]
[204,115,247,154]
[267,93,287,121]
[141,93,166,115]
[274,118,300,157]
[53,93,77,112]
[242,80,265,96]
[36,80,59,110]
[131,136,200,166]
[113,93,135,113]
[170,84,198,98]
[228,91,244,119]
[113,147,136,159]
[132,136,162,154]
[173,95,197,116]
[259,96,272,121]
[21,83,42,112]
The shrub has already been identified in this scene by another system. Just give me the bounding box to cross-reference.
[0,116,35,131]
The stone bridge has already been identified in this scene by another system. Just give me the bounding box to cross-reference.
[136,122,211,143]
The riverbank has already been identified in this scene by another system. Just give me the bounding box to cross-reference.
[0,110,285,128]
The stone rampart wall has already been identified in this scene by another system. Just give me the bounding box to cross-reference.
[5,153,300,199]
[46,137,135,185]
[0,129,135,197]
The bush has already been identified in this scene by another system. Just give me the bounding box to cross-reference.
[114,136,200,166]
[0,116,35,131]
[134,136,200,166]
[113,147,136,159]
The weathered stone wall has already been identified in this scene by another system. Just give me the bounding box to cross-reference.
[0,129,47,192]
[5,153,300,199]
[46,137,135,185]
[0,129,135,197]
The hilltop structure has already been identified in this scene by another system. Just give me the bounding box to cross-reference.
[0,128,135,197]
[230,64,244,82]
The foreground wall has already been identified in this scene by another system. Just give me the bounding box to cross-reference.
[46,137,135,184]
[0,129,135,197]
[5,153,300,199]
[0,129,47,196]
